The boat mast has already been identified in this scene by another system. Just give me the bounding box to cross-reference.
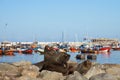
[62,31,65,43]
[2,23,7,41]
[75,33,78,42]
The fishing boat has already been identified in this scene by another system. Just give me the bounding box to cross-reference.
[35,48,44,54]
[4,50,14,56]
[22,48,33,54]
[99,46,111,53]
[0,49,3,55]
[112,47,120,50]
[69,47,77,53]
[80,49,98,53]
[112,44,120,50]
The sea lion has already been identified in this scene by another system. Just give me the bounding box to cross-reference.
[44,45,70,66]
[35,45,71,75]
[42,52,70,75]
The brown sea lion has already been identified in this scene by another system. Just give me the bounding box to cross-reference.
[44,45,70,65]
[42,52,70,75]
[44,52,70,66]
[35,45,71,75]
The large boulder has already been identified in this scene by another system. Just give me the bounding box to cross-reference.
[40,70,65,80]
[16,76,43,80]
[19,65,40,78]
[66,71,88,80]
[104,64,120,79]
[13,61,40,79]
[84,64,105,79]
[0,63,20,77]
[106,67,120,79]
[12,61,32,67]
[89,73,118,80]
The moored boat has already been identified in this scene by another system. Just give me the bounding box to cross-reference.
[0,49,3,55]
[0,48,14,56]
[112,47,120,50]
[99,46,111,53]
[22,48,33,54]
[112,45,120,51]
[4,50,14,56]
[69,47,78,53]
[81,49,98,53]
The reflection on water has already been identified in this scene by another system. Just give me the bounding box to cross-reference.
[0,53,44,64]
[98,52,111,58]
[69,51,120,64]
[97,51,120,64]
[0,51,120,64]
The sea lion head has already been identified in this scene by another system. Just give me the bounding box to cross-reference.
[44,45,51,52]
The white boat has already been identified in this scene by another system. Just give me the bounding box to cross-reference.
[37,48,44,52]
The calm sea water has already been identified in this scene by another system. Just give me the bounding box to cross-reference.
[0,50,120,64]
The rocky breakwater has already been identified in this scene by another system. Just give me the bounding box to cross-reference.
[0,60,120,80]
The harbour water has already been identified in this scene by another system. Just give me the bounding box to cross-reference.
[70,51,120,64]
[0,50,120,64]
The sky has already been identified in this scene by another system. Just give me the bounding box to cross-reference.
[0,0,120,42]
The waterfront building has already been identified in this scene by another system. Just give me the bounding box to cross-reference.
[91,38,119,46]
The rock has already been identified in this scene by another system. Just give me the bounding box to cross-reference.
[76,54,85,60]
[66,71,88,80]
[21,70,39,78]
[84,64,105,79]
[18,64,40,73]
[0,63,20,77]
[21,65,40,72]
[76,60,92,75]
[67,60,78,65]
[87,54,97,60]
[0,76,10,80]
[0,74,18,80]
[106,66,120,79]
[16,76,43,80]
[20,65,40,78]
[89,73,118,80]
[40,70,65,80]
[102,64,120,68]
[12,61,32,67]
